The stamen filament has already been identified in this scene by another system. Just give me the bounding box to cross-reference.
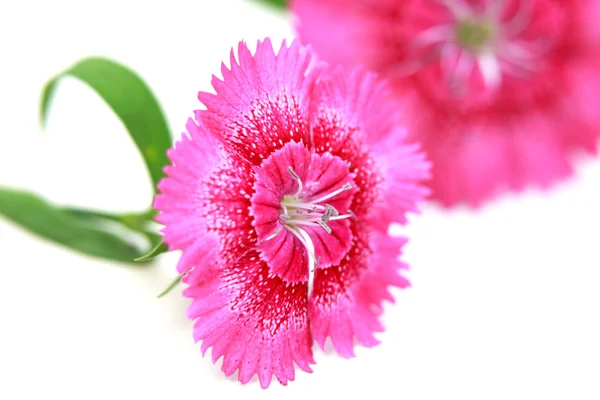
[264,225,283,241]
[287,166,303,197]
[323,213,353,221]
[284,219,328,227]
[283,202,326,211]
[286,226,317,298]
[310,183,352,204]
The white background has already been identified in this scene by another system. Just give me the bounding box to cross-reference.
[1,1,599,398]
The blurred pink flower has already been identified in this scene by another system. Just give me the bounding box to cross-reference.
[293,0,600,206]
[153,39,429,387]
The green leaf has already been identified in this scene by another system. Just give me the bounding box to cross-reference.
[63,208,157,233]
[253,0,287,9]
[157,271,186,299]
[41,57,172,191]
[0,186,152,263]
[134,239,168,262]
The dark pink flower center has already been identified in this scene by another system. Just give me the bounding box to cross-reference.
[251,142,356,295]
[275,166,354,294]
[278,166,354,234]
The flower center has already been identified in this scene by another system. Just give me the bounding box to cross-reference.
[266,166,354,297]
[455,19,494,53]
[396,0,550,93]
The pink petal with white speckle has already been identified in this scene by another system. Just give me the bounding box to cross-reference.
[309,227,409,357]
[154,38,430,387]
[310,67,430,227]
[185,250,314,388]
[196,39,321,165]
[153,117,222,272]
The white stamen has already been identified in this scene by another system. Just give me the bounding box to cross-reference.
[264,225,283,241]
[286,226,317,298]
[413,24,455,48]
[310,183,352,204]
[284,219,329,227]
[287,202,327,211]
[287,165,300,180]
[296,212,353,222]
[328,213,354,221]
[477,52,502,88]
[287,166,303,197]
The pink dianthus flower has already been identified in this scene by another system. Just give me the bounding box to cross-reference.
[153,39,429,387]
[293,0,600,206]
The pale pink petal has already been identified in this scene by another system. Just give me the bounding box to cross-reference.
[507,113,573,189]
[423,112,576,207]
[186,250,314,388]
[153,118,221,272]
[310,67,430,226]
[309,227,409,357]
[294,0,600,207]
[196,39,321,165]
[292,0,403,72]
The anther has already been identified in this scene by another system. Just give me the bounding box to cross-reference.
[321,204,338,223]
[317,219,332,234]
[280,213,291,221]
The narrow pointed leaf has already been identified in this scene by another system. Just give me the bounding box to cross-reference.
[254,0,287,9]
[135,239,168,262]
[0,186,151,263]
[41,57,172,190]
[157,271,186,299]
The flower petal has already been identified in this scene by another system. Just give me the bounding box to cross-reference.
[294,0,600,207]
[196,39,321,165]
[507,113,573,189]
[154,118,222,272]
[369,136,431,229]
[186,250,314,388]
[310,67,430,227]
[292,0,403,71]
[155,116,260,271]
[202,160,258,265]
[309,226,409,357]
